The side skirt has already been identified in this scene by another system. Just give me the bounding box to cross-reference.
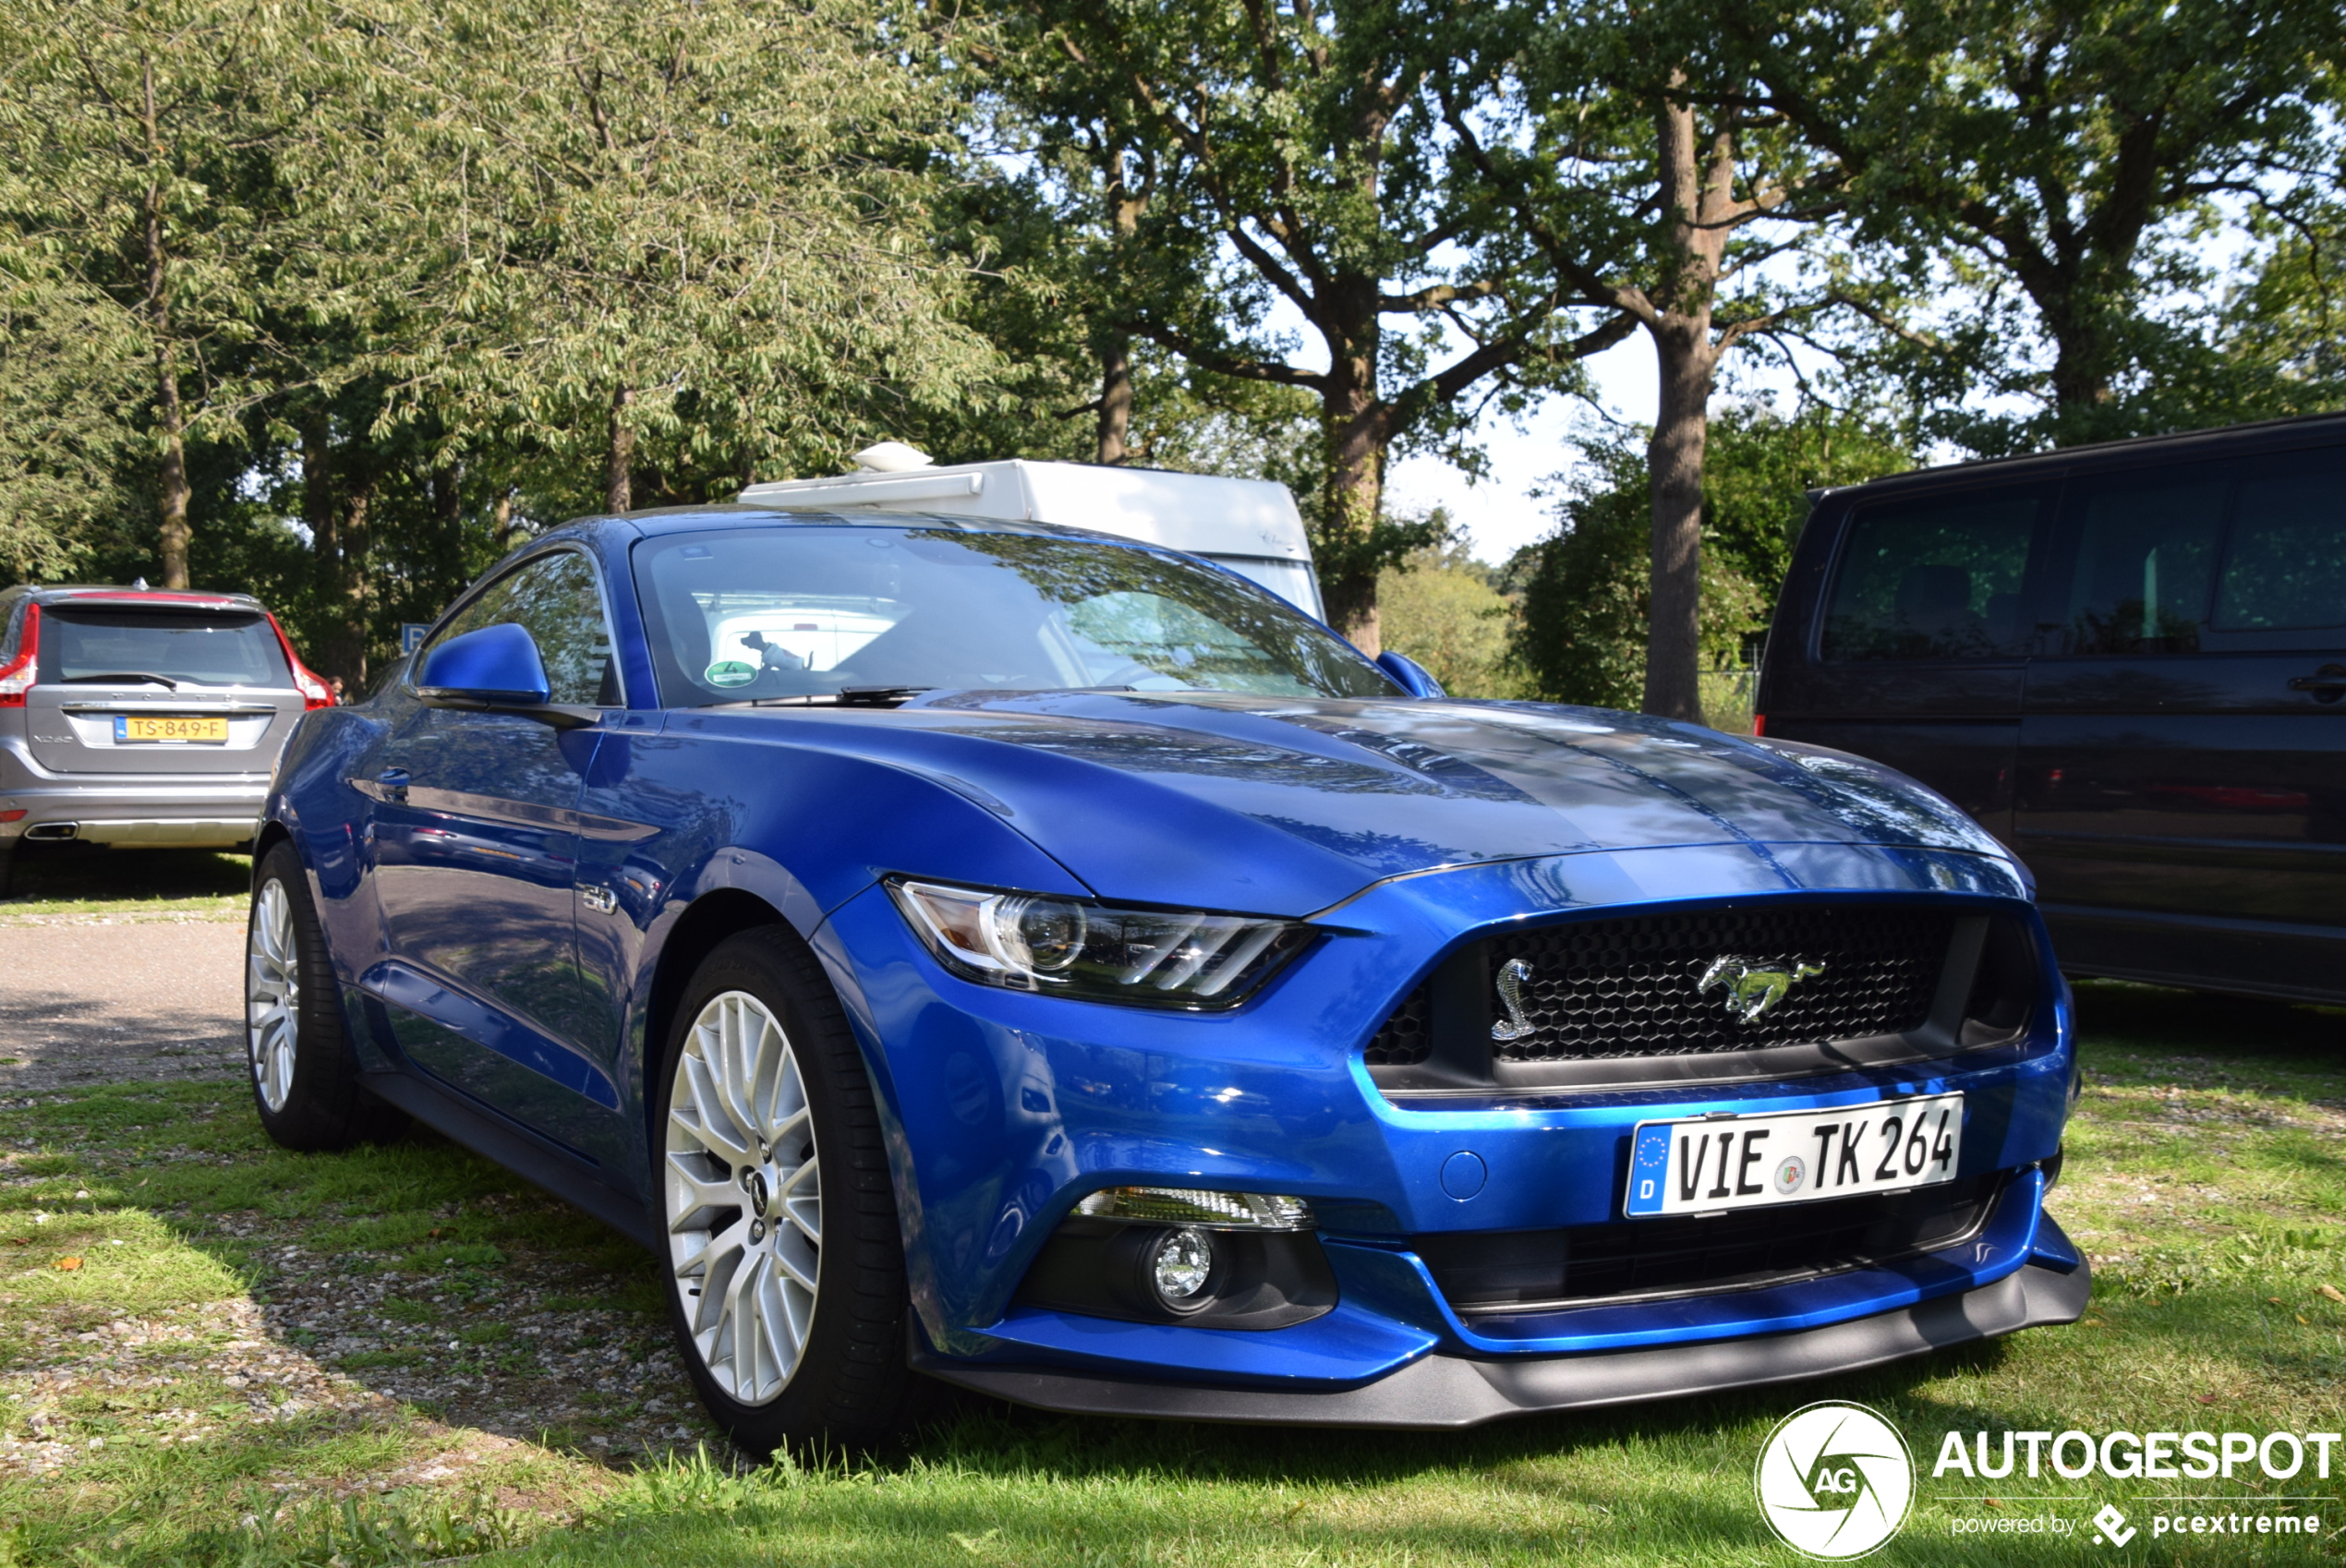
[361,1070,659,1252]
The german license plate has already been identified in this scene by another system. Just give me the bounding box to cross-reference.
[114,715,229,743]
[1624,1093,1964,1217]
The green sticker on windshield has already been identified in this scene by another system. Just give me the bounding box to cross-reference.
[705,659,756,688]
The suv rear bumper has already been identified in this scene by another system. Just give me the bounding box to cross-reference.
[1,754,265,848]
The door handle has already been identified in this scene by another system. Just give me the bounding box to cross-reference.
[376,767,410,802]
[2287,663,2346,703]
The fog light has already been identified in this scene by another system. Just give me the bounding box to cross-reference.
[1148,1227,1215,1310]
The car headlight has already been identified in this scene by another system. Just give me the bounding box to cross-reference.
[885,877,1312,1008]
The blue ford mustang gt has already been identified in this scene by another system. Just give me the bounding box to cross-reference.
[247,505,2086,1449]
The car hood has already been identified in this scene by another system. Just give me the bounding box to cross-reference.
[711,691,2020,916]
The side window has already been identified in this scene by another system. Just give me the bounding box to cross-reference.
[2212,452,2346,636]
[420,551,619,706]
[2055,464,2231,655]
[1821,488,2044,661]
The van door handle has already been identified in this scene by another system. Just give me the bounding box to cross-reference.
[376,767,410,802]
[2287,663,2346,703]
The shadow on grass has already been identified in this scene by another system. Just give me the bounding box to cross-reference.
[1,839,249,907]
[2074,978,2346,1064]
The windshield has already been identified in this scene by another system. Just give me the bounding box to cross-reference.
[37,608,289,688]
[634,525,1394,706]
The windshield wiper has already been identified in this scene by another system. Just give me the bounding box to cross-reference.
[721,685,936,709]
[62,671,180,690]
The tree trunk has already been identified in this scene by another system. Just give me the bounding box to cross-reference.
[1318,278,1389,653]
[335,485,373,688]
[1643,323,1712,723]
[492,489,516,555]
[139,57,193,590]
[154,352,192,589]
[1095,332,1133,464]
[2047,322,2116,422]
[606,386,635,513]
[304,416,344,676]
[1638,90,1732,725]
[1321,406,1387,653]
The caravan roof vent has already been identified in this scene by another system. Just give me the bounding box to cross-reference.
[853,441,933,474]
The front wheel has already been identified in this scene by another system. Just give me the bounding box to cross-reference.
[246,841,407,1151]
[657,926,919,1453]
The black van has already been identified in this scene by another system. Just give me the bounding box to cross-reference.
[1758,413,2346,1007]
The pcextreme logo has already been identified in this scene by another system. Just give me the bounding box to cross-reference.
[1755,1401,1917,1559]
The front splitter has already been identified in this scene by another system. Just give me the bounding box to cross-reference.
[916,1255,2090,1429]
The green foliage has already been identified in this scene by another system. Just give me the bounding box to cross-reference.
[1728,0,2346,451]
[1375,526,1529,700]
[1511,404,1911,712]
[990,0,1618,639]
[1699,403,1915,597]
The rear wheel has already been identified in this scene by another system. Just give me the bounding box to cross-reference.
[657,926,917,1453]
[246,841,407,1151]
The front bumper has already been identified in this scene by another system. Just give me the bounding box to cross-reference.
[813,839,2079,1417]
[918,1241,2090,1427]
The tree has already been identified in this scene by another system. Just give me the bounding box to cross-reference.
[1433,2,1854,721]
[1723,0,2344,450]
[349,0,1003,520]
[1376,525,1527,698]
[0,0,313,586]
[998,0,1632,653]
[1512,401,1910,710]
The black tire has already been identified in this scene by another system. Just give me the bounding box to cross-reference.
[246,841,408,1152]
[655,924,918,1453]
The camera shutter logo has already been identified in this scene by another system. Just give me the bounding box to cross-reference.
[1754,1401,1915,1559]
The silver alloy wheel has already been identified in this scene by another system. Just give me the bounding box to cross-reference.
[665,989,821,1406]
[247,877,300,1113]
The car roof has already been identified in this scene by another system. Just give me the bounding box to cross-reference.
[580,502,1209,552]
[2,584,268,612]
[1815,410,2346,503]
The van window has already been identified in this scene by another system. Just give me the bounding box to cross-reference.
[1821,489,2041,660]
[2213,464,2346,633]
[2056,467,2230,655]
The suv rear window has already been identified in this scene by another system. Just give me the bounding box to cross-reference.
[37,608,290,688]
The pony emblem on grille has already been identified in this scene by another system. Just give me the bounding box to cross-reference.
[1698,955,1826,1023]
[1490,959,1536,1041]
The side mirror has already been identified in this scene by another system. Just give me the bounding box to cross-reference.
[1375,650,1446,699]
[415,623,593,727]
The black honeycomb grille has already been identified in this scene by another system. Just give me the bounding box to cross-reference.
[1490,906,1953,1062]
[1363,983,1433,1067]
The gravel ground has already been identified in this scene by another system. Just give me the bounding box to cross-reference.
[0,914,248,1092]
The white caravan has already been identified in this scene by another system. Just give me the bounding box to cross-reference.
[737,445,1325,619]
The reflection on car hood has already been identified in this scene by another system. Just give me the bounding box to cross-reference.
[726,691,2020,914]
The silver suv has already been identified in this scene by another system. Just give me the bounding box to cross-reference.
[0,585,333,895]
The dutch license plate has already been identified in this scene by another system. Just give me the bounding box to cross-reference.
[1623,1092,1964,1217]
[114,714,229,743]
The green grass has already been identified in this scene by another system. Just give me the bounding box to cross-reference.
[0,842,248,920]
[0,982,2340,1565]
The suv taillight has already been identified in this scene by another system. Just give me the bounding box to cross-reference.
[265,613,334,709]
[0,603,38,707]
